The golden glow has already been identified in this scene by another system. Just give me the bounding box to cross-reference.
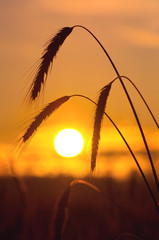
[54,129,84,157]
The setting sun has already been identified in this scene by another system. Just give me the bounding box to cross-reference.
[54,129,84,157]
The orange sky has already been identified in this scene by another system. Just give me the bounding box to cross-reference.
[0,0,159,177]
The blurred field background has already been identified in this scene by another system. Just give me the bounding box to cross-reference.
[0,173,159,240]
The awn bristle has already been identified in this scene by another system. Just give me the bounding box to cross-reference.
[29,27,73,101]
[22,96,70,143]
[91,82,112,172]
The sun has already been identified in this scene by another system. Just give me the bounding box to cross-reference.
[54,129,84,157]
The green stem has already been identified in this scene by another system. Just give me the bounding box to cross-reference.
[70,94,159,212]
[73,25,159,194]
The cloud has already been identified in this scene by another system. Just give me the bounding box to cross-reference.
[118,26,159,48]
[35,0,159,49]
[37,0,159,17]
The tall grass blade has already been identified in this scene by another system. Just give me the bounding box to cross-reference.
[91,82,112,172]
[28,27,73,102]
[22,96,70,143]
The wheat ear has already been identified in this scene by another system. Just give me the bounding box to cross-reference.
[27,27,73,102]
[22,96,70,143]
[91,82,112,172]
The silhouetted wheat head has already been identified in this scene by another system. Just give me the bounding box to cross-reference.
[91,82,112,171]
[27,27,73,102]
[22,96,70,143]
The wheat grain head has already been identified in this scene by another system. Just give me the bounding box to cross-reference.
[27,27,73,102]
[91,82,112,172]
[22,96,70,143]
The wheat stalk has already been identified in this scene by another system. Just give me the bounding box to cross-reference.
[27,27,73,102]
[121,75,159,130]
[22,96,70,143]
[106,75,159,130]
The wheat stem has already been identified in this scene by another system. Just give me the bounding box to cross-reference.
[73,25,159,194]
[107,75,159,130]
[121,75,159,130]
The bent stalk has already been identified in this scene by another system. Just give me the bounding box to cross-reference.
[121,76,159,130]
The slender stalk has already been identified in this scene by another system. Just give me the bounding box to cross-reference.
[121,76,159,130]
[70,94,159,212]
[108,75,159,130]
[73,25,159,194]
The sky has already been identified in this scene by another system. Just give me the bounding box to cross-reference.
[0,0,159,177]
